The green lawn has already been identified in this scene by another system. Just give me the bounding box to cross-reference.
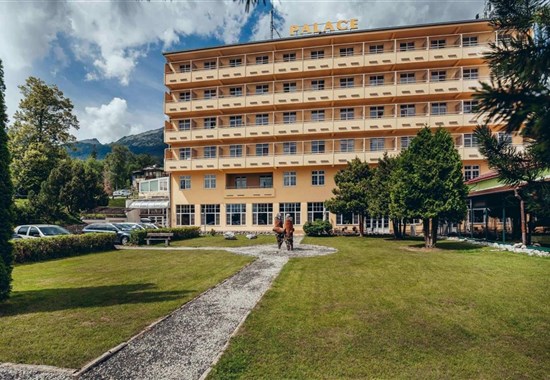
[210,237,550,379]
[107,197,127,208]
[0,249,253,368]
[171,234,275,248]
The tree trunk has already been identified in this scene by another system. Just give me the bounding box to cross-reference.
[431,216,439,247]
[514,188,527,245]
[392,218,400,239]
[402,220,407,238]
[359,214,365,237]
[423,218,430,247]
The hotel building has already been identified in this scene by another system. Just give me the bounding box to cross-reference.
[163,19,523,233]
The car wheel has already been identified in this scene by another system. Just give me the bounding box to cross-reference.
[121,236,129,245]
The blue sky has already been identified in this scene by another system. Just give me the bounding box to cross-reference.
[0,0,485,143]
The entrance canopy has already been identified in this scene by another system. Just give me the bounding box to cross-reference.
[128,200,170,209]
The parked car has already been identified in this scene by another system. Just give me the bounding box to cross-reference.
[139,223,159,229]
[14,225,71,238]
[82,223,132,245]
[112,189,132,197]
[115,222,144,231]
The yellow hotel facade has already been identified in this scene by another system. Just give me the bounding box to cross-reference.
[163,19,522,233]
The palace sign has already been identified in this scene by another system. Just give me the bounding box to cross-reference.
[289,19,359,37]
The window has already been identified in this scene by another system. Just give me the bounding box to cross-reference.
[369,75,384,86]
[400,136,413,149]
[178,119,191,131]
[204,146,217,158]
[204,117,216,129]
[370,106,385,119]
[311,140,325,154]
[339,47,354,57]
[431,102,447,115]
[283,142,297,155]
[336,212,359,225]
[369,44,384,54]
[255,84,269,94]
[310,50,325,59]
[204,89,217,99]
[280,203,301,224]
[176,205,195,226]
[201,204,220,225]
[179,63,191,73]
[283,52,296,62]
[229,144,243,157]
[340,108,355,120]
[204,174,216,189]
[204,61,216,70]
[253,203,273,225]
[464,165,480,181]
[311,79,325,90]
[256,143,269,156]
[431,70,447,82]
[399,72,416,84]
[283,82,297,93]
[399,41,415,51]
[430,39,446,49]
[340,77,354,88]
[179,91,191,101]
[463,36,479,47]
[159,178,168,191]
[308,202,326,222]
[256,55,269,64]
[229,58,242,67]
[229,86,243,97]
[283,171,296,187]
[229,115,243,127]
[463,133,479,148]
[400,104,416,117]
[497,132,512,144]
[370,138,385,151]
[226,204,246,225]
[311,110,325,122]
[340,139,354,152]
[463,68,479,80]
[283,112,297,124]
[255,113,269,125]
[234,176,247,189]
[179,147,192,160]
[259,175,273,188]
[179,175,191,190]
[463,100,479,113]
[312,170,325,186]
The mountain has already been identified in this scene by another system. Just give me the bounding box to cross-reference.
[67,128,166,160]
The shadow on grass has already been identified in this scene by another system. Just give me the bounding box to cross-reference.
[0,283,192,317]
[409,241,479,251]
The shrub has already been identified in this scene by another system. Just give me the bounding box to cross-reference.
[129,226,201,245]
[12,233,116,263]
[303,220,333,237]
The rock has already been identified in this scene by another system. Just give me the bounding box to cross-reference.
[223,231,237,240]
[246,234,257,240]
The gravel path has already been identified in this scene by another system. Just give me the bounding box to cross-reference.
[0,363,73,380]
[2,237,336,380]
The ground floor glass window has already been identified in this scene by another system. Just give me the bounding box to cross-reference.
[201,204,220,226]
[253,203,273,225]
[226,204,246,225]
[307,202,327,222]
[176,205,195,226]
[279,202,301,225]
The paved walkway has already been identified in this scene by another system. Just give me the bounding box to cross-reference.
[0,238,336,380]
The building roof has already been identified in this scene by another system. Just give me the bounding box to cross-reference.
[163,18,489,56]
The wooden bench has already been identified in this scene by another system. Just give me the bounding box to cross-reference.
[145,232,174,247]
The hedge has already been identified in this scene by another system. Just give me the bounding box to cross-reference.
[12,233,117,263]
[130,227,201,245]
[303,220,333,237]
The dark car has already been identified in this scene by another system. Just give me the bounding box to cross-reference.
[82,223,132,245]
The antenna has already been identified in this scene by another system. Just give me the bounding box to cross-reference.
[270,3,282,39]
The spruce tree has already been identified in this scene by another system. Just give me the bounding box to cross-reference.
[0,59,14,301]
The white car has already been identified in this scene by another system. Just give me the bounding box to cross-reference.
[14,225,71,238]
[113,189,132,197]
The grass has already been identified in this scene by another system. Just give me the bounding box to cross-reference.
[107,197,127,208]
[210,237,550,379]
[0,249,253,368]
[170,234,275,248]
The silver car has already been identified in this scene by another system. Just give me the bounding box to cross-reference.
[14,225,71,238]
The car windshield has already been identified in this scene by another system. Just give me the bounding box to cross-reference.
[113,223,136,231]
[40,226,70,236]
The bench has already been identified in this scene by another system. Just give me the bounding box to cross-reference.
[145,232,174,247]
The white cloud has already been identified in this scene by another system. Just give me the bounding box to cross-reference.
[253,0,485,41]
[78,97,143,144]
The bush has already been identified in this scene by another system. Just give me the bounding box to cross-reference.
[303,219,333,237]
[12,233,116,263]
[129,226,201,245]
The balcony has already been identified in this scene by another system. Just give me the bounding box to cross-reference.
[225,187,276,199]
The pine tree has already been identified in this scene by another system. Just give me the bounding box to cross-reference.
[0,59,14,301]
